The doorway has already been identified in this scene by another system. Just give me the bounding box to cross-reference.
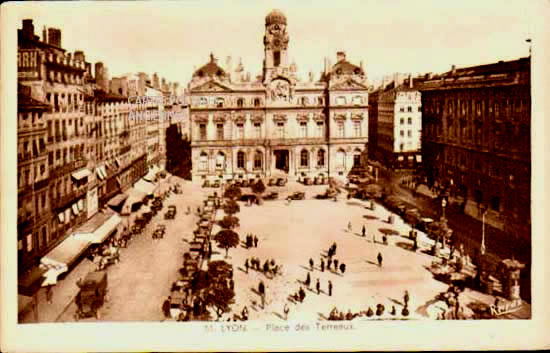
[274,150,289,173]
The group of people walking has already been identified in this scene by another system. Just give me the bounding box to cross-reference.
[245,257,280,277]
[245,233,259,248]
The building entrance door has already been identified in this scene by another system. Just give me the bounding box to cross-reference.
[274,150,289,173]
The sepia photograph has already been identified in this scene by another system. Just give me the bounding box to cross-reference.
[1,0,549,351]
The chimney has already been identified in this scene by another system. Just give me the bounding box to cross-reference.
[42,26,47,43]
[48,28,61,47]
[22,19,35,40]
[336,51,346,62]
[226,56,232,71]
[409,74,413,88]
[451,65,456,75]
[153,73,159,89]
[74,50,85,63]
[95,62,104,81]
[66,52,72,63]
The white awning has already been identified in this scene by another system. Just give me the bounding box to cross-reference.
[97,168,105,180]
[143,169,156,182]
[74,213,122,244]
[72,204,80,216]
[41,234,91,270]
[72,168,91,180]
[58,213,64,223]
[134,178,157,195]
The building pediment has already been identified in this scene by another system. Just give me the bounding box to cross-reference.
[192,80,233,92]
[331,79,368,91]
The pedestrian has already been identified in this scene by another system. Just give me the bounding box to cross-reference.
[263,261,269,274]
[404,290,410,307]
[259,281,265,295]
[377,252,383,267]
[340,263,346,274]
[229,278,235,291]
[305,272,311,287]
[362,225,366,237]
[46,285,53,304]
[245,258,249,273]
[334,259,339,271]
[316,278,320,295]
[284,303,290,320]
[162,296,171,318]
[347,221,352,232]
[299,287,306,302]
[328,280,333,296]
[309,258,314,271]
[321,259,325,272]
[327,258,332,271]
[332,242,337,255]
[254,235,258,248]
[242,306,249,320]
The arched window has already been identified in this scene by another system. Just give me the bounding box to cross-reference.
[216,152,226,170]
[301,97,308,106]
[254,98,261,107]
[317,149,325,167]
[237,151,245,169]
[300,149,309,167]
[336,149,346,169]
[199,152,208,171]
[237,98,244,107]
[352,96,362,105]
[254,151,262,170]
[216,97,224,108]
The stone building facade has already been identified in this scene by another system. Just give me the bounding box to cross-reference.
[188,10,369,182]
[419,58,531,234]
[370,80,422,170]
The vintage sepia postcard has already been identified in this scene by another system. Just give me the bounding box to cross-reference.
[1,0,549,351]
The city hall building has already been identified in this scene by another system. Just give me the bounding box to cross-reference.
[188,10,369,182]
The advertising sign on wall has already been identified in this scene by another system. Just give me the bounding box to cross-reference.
[87,187,98,219]
[18,49,41,80]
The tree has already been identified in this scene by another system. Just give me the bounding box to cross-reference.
[215,230,240,258]
[165,125,192,179]
[223,185,242,200]
[218,215,240,230]
[207,260,233,281]
[205,285,235,320]
[251,179,266,195]
[223,199,240,216]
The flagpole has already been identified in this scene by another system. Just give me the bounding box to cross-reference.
[480,210,486,255]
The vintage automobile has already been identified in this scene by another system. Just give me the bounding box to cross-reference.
[267,178,277,186]
[153,224,166,239]
[75,271,108,320]
[96,247,120,271]
[315,187,338,200]
[202,180,211,188]
[240,194,258,202]
[165,205,177,220]
[276,178,288,187]
[264,191,279,200]
[212,180,221,188]
[287,191,306,200]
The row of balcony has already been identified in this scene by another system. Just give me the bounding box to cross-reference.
[50,187,87,210]
[49,159,87,178]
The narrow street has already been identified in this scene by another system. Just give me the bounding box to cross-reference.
[56,177,207,322]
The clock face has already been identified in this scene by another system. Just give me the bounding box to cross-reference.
[274,39,281,47]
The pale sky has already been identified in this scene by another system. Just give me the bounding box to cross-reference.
[11,0,533,88]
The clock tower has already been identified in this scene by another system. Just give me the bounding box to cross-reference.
[263,9,290,82]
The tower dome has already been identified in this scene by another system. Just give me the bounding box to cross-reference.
[265,9,287,26]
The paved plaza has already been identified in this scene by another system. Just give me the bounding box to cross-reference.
[22,178,525,323]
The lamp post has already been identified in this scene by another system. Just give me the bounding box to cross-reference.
[480,208,487,256]
[441,196,447,221]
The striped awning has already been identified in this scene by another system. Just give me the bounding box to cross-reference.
[72,168,90,180]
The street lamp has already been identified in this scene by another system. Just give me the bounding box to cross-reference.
[441,196,447,221]
[480,208,487,256]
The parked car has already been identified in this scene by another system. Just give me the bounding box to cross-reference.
[315,187,338,200]
[268,178,277,186]
[264,192,279,200]
[277,178,288,187]
[212,180,221,188]
[75,271,108,320]
[165,205,176,220]
[288,191,305,200]
[240,194,258,203]
[202,180,210,188]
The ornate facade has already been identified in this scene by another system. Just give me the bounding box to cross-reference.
[188,10,369,182]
